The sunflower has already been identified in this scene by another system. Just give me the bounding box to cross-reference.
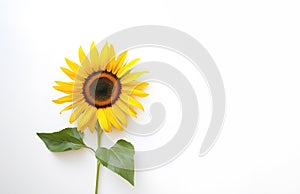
[53,42,149,132]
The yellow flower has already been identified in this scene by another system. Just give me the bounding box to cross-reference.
[53,42,149,132]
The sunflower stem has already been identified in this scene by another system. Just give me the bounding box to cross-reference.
[95,159,101,194]
[95,122,103,194]
[85,146,96,153]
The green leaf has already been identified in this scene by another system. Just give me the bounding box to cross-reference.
[96,139,135,185]
[37,128,87,152]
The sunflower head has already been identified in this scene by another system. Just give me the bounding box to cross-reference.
[53,42,149,132]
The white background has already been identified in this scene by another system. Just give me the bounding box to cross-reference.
[1,0,300,193]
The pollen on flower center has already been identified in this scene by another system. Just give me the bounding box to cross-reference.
[83,71,121,108]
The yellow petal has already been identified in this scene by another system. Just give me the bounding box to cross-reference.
[136,82,149,90]
[129,106,137,116]
[55,81,74,86]
[73,81,84,92]
[90,42,99,69]
[133,90,149,97]
[106,114,112,132]
[123,82,149,90]
[79,46,86,63]
[74,68,87,81]
[60,99,84,114]
[69,101,88,123]
[53,85,73,94]
[117,58,140,77]
[52,95,72,104]
[120,94,144,111]
[60,67,76,80]
[72,91,84,101]
[79,46,93,74]
[60,104,73,114]
[96,108,111,132]
[123,89,149,98]
[115,100,137,118]
[77,106,96,132]
[108,44,116,60]
[120,71,148,84]
[112,104,127,127]
[104,107,123,130]
[88,114,97,133]
[101,44,116,71]
[99,43,109,70]
[64,58,80,72]
[106,59,115,72]
[113,51,128,74]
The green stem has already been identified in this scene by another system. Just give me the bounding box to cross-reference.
[95,122,103,194]
[95,160,101,194]
[85,146,96,153]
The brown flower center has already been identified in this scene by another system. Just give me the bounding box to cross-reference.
[83,71,121,108]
